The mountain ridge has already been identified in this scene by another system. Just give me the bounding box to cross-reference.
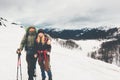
[44,27,119,40]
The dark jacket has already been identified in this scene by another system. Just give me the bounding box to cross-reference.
[34,35,51,53]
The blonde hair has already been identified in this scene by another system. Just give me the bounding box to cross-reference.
[36,35,45,44]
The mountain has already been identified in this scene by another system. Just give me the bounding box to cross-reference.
[0,17,23,28]
[1,17,120,40]
[44,27,119,40]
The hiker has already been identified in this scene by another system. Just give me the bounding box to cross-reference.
[34,29,52,80]
[16,26,37,80]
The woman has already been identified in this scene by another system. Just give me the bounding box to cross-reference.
[34,29,52,80]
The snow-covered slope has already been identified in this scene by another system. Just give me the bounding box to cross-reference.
[0,22,25,80]
[0,22,120,80]
[52,40,120,80]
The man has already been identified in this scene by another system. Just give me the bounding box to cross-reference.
[17,26,37,80]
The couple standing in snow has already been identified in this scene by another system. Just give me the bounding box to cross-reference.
[16,26,52,80]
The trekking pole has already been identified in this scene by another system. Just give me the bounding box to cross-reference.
[19,54,22,80]
[16,53,22,80]
[34,69,37,80]
[34,58,37,80]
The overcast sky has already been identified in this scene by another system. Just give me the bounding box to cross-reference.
[1,0,120,29]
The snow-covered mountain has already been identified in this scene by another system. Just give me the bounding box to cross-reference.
[1,18,120,80]
[0,17,23,28]
[43,27,120,40]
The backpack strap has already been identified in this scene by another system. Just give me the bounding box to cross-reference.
[44,36,49,44]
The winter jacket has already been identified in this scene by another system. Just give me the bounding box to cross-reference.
[34,34,51,53]
[19,27,37,51]
[20,34,36,50]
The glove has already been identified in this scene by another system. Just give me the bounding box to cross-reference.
[16,48,22,54]
[47,52,51,55]
[34,54,38,58]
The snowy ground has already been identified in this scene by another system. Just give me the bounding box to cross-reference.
[0,23,120,80]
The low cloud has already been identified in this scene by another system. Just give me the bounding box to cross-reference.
[1,0,120,28]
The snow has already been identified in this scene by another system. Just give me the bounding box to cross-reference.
[0,24,25,80]
[74,39,117,56]
[74,40,103,56]
[52,41,120,80]
[0,22,120,80]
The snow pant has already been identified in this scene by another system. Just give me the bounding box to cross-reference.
[38,53,52,80]
[26,48,37,80]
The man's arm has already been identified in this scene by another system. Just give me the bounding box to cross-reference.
[19,34,27,51]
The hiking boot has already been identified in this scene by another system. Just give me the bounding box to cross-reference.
[33,74,36,77]
[33,70,36,77]
[48,77,52,80]
[33,72,36,77]
[42,78,45,80]
[28,77,33,80]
